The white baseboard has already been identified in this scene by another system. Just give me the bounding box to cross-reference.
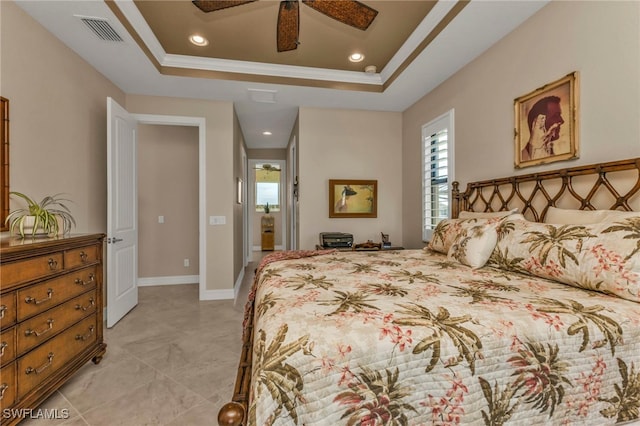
[138,275,199,287]
[137,275,239,300]
[199,288,235,300]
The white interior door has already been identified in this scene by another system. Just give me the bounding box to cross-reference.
[106,97,138,328]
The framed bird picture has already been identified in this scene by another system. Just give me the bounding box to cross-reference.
[329,179,377,218]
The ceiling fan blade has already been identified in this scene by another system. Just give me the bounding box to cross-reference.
[277,1,300,52]
[301,0,377,30]
[192,0,257,13]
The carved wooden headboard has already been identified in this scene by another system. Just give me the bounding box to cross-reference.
[452,158,640,221]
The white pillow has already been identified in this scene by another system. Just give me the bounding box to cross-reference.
[544,207,639,224]
[544,207,609,224]
[458,208,518,219]
[601,210,639,221]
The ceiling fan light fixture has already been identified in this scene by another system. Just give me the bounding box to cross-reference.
[364,65,377,73]
[189,34,209,46]
[349,52,365,62]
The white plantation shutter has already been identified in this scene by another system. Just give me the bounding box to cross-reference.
[422,110,454,241]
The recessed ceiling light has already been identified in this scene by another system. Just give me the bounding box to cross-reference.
[349,53,365,63]
[262,131,272,136]
[189,34,208,46]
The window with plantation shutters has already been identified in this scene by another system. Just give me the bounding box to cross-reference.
[422,110,454,242]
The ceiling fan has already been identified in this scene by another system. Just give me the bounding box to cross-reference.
[254,163,281,172]
[192,0,378,52]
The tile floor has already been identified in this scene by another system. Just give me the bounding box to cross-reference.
[18,258,259,426]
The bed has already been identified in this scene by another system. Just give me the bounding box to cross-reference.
[218,158,640,426]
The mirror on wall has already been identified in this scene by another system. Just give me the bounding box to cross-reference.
[1,97,8,231]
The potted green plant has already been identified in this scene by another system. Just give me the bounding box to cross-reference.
[5,191,76,238]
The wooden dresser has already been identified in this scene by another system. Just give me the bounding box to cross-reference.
[0,234,106,425]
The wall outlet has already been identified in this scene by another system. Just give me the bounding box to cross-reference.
[183,258,190,267]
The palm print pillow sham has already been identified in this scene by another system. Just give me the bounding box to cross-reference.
[427,217,506,255]
[489,218,640,302]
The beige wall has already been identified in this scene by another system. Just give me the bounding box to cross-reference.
[125,95,235,293]
[299,108,403,250]
[402,0,640,249]
[138,124,199,278]
[0,1,125,235]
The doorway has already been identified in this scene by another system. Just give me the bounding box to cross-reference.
[133,114,207,298]
[248,159,287,256]
[137,124,199,286]
[107,101,207,327]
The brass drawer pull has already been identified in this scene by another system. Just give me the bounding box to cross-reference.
[48,258,58,270]
[25,352,54,375]
[0,383,8,400]
[80,251,88,262]
[0,342,7,357]
[75,325,95,342]
[0,305,6,319]
[25,288,53,305]
[24,319,54,337]
[75,298,95,312]
[74,273,95,286]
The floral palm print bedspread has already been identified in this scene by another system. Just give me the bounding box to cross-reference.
[248,249,640,425]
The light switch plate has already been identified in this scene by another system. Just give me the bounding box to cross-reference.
[209,216,226,225]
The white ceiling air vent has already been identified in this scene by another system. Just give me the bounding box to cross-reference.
[77,16,124,42]
[248,89,277,104]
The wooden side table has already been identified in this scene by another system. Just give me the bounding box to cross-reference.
[261,215,274,251]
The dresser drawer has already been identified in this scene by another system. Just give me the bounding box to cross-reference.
[0,253,63,288]
[65,244,99,269]
[16,291,97,356]
[17,315,97,399]
[16,266,98,322]
[0,361,16,408]
[0,291,17,329]
[0,327,16,367]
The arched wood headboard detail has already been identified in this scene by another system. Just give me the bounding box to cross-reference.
[452,157,640,221]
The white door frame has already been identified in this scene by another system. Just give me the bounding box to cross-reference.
[248,159,287,252]
[133,114,207,299]
[289,138,297,250]
[242,148,250,266]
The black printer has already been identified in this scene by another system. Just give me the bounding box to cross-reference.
[319,232,353,249]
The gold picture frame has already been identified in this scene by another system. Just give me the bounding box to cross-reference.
[514,72,579,168]
[329,179,377,218]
